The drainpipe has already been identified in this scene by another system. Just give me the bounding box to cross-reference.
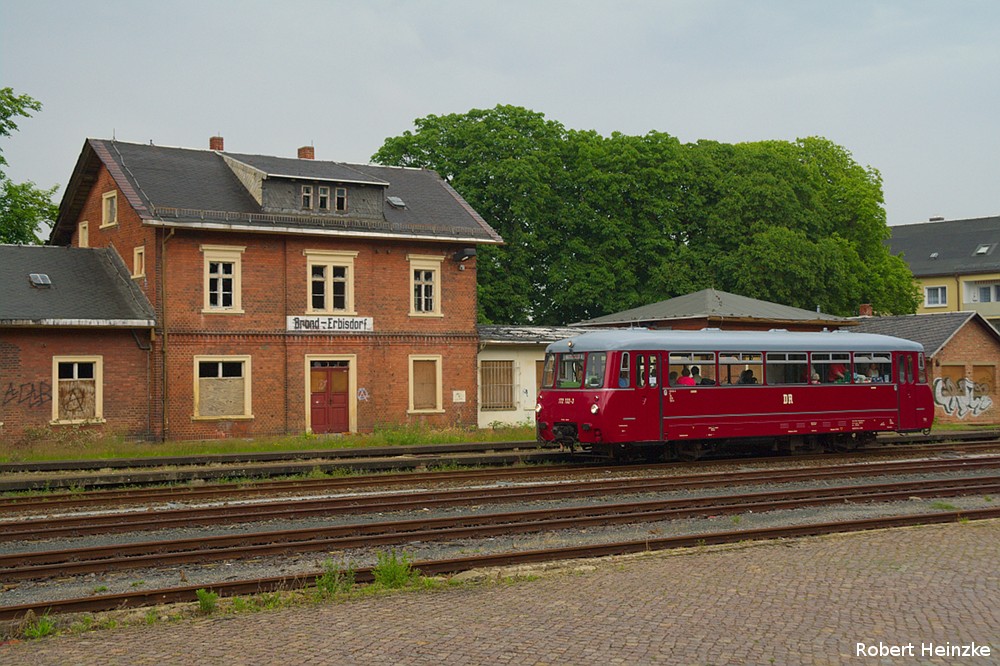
[160,228,175,441]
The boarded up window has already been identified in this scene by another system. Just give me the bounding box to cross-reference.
[412,359,438,411]
[57,361,96,421]
[973,365,995,398]
[481,361,515,411]
[938,365,965,397]
[197,360,247,417]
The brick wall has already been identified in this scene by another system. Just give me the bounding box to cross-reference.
[929,320,1000,424]
[0,329,154,443]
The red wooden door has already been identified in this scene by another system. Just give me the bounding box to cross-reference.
[310,366,349,434]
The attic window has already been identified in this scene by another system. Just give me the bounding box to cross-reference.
[29,273,52,288]
[387,196,406,209]
[929,252,939,260]
[975,244,993,256]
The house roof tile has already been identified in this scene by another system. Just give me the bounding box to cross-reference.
[887,215,1000,277]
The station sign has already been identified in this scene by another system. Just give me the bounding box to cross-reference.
[286,316,374,332]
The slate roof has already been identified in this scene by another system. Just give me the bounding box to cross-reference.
[51,139,503,246]
[477,325,594,344]
[849,312,1000,357]
[887,215,1000,277]
[0,245,155,326]
[574,289,851,327]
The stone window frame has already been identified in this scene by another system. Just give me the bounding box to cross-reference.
[192,355,253,420]
[133,245,146,278]
[100,191,118,228]
[78,221,89,247]
[51,355,104,425]
[408,254,444,318]
[408,354,444,414]
[304,249,358,315]
[200,245,246,314]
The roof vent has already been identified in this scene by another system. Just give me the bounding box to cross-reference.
[929,216,945,222]
[29,273,52,288]
[929,252,939,260]
[975,243,994,256]
[386,196,406,209]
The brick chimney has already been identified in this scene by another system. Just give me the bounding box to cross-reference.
[298,145,315,160]
[858,303,873,317]
[209,136,224,151]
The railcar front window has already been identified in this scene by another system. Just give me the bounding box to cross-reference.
[541,354,556,388]
[852,352,891,383]
[557,353,585,389]
[584,352,607,388]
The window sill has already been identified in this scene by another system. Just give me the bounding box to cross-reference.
[192,415,254,421]
[201,309,246,315]
[306,310,358,317]
[408,312,445,318]
[99,223,118,229]
[407,408,445,415]
[50,418,106,426]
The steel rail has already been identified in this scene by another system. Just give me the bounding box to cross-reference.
[2,476,998,582]
[2,507,998,622]
[3,456,999,542]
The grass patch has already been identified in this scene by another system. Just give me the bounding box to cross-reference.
[314,559,355,598]
[0,424,536,464]
[929,501,959,511]
[372,550,420,589]
[195,588,219,615]
[22,613,56,639]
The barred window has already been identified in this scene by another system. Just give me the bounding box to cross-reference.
[481,360,515,410]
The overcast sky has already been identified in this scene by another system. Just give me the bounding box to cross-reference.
[2,1,997,227]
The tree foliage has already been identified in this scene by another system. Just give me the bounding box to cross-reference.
[374,105,919,324]
[0,87,57,245]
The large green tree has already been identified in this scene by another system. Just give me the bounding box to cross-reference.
[374,105,919,323]
[0,87,57,244]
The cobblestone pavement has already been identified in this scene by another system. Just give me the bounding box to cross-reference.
[3,520,998,665]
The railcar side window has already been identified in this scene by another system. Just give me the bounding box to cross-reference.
[668,352,715,386]
[648,355,659,387]
[811,352,852,384]
[719,352,762,385]
[637,355,647,388]
[557,353,585,389]
[852,352,892,383]
[765,352,808,385]
[918,354,927,384]
[584,352,607,388]
[618,353,631,388]
[541,354,556,388]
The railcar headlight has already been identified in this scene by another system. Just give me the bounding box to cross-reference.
[535,403,542,413]
[590,403,599,414]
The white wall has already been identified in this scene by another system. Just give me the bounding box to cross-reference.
[477,345,546,428]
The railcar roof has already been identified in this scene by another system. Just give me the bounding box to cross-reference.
[545,329,923,354]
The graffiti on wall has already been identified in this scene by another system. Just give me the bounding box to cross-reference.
[3,381,52,409]
[932,377,993,419]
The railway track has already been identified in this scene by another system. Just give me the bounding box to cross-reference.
[3,455,999,541]
[4,440,1000,516]
[3,474,998,582]
[1,432,997,493]
[3,507,998,623]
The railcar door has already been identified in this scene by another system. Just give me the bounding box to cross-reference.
[896,352,920,430]
[633,352,664,442]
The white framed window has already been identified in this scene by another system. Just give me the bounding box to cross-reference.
[408,254,444,317]
[305,249,358,314]
[480,360,516,411]
[317,186,330,210]
[409,354,443,413]
[78,221,89,248]
[52,356,103,424]
[301,185,313,210]
[201,245,245,313]
[335,187,348,212]
[101,191,118,227]
[194,355,252,419]
[133,245,146,278]
[925,285,947,308]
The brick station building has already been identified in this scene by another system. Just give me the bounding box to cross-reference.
[2,137,502,442]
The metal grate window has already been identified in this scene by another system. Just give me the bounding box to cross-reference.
[480,360,515,411]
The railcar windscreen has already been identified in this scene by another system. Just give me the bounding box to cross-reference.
[584,352,607,388]
[557,353,585,388]
[541,354,556,388]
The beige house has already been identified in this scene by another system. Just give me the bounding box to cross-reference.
[888,215,1000,330]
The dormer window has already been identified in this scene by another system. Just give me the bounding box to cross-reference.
[318,186,330,210]
[301,185,313,210]
[335,187,348,213]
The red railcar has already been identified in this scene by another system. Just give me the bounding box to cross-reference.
[535,329,934,459]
